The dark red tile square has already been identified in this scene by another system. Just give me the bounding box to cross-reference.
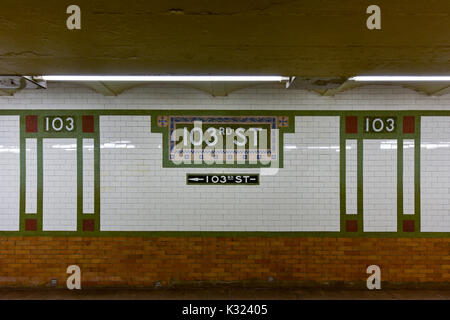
[403,220,415,232]
[25,115,38,133]
[83,219,95,231]
[346,220,358,232]
[82,115,95,133]
[346,116,358,134]
[25,219,37,231]
[403,116,415,134]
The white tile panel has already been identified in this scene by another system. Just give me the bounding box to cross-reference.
[403,140,415,215]
[421,117,450,232]
[83,139,95,214]
[0,116,20,230]
[363,139,397,232]
[43,138,77,231]
[346,139,357,214]
[100,116,340,232]
[25,139,37,214]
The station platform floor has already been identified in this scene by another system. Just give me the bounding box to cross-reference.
[0,287,450,300]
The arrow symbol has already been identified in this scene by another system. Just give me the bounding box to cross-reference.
[188,177,204,182]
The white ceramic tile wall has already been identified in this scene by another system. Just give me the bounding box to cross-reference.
[363,140,397,232]
[25,139,37,214]
[0,83,448,233]
[421,117,450,232]
[83,139,95,214]
[403,140,415,215]
[0,82,449,111]
[283,116,340,231]
[100,115,340,231]
[346,140,357,215]
[100,116,155,231]
[0,116,20,231]
[43,138,77,231]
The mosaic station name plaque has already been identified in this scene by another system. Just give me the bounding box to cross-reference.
[155,115,291,168]
[186,174,260,185]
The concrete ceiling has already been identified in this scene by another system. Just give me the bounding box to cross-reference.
[0,1,449,96]
[1,0,449,77]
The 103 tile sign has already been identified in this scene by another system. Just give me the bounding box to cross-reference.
[44,116,76,132]
[364,117,397,133]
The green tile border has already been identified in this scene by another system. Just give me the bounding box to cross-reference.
[341,114,419,235]
[20,113,99,233]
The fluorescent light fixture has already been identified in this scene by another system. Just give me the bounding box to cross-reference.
[42,75,290,82]
[350,76,450,82]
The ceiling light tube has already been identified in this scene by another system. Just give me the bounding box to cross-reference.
[350,76,450,82]
[42,75,290,82]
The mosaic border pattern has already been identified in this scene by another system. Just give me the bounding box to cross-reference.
[166,115,281,168]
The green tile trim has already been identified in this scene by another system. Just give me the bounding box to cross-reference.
[151,115,292,169]
[78,119,100,233]
[20,117,44,231]
[4,230,450,238]
[343,113,418,235]
[396,116,420,234]
[21,114,98,233]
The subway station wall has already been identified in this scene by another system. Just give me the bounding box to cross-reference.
[1,83,450,287]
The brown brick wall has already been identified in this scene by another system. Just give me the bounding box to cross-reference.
[0,236,449,287]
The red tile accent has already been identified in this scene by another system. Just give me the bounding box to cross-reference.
[403,220,415,232]
[25,115,38,133]
[25,219,37,231]
[346,220,358,232]
[345,116,358,134]
[83,219,95,231]
[403,116,415,134]
[82,115,95,133]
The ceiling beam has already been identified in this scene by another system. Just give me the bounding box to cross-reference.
[185,82,258,97]
[0,89,15,96]
[316,80,362,96]
[428,85,450,96]
[83,81,117,96]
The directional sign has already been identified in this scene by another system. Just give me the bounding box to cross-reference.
[186,174,259,185]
